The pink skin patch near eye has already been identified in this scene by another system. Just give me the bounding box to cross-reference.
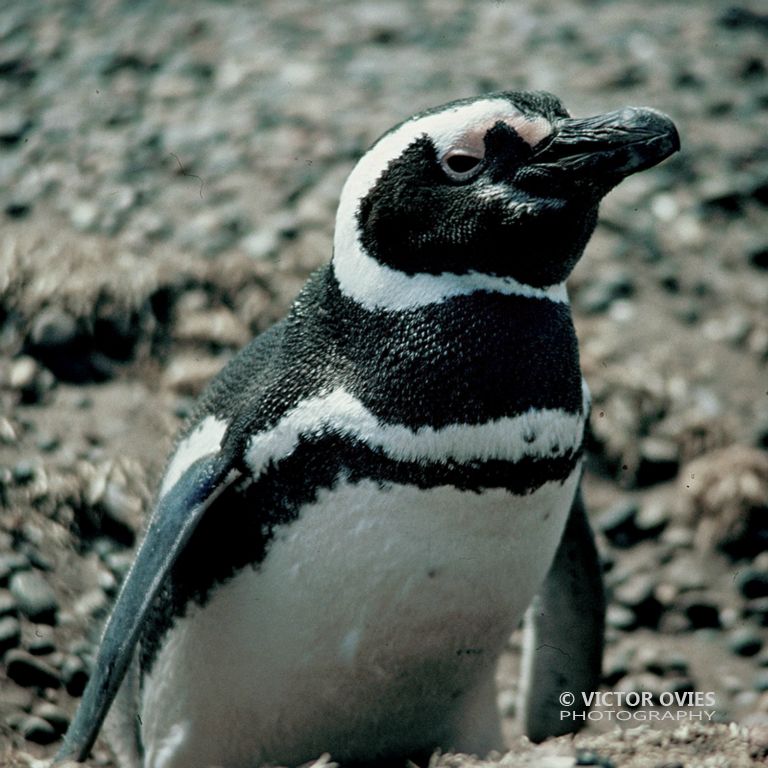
[444,115,553,161]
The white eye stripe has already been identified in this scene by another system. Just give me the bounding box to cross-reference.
[340,99,515,212]
[331,97,561,310]
[338,100,553,219]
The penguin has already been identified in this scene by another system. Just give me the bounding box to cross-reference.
[55,90,679,768]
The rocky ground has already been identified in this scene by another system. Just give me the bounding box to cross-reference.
[1,0,767,765]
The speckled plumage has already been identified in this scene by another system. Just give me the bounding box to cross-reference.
[56,90,679,768]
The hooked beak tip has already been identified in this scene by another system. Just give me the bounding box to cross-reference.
[535,106,681,181]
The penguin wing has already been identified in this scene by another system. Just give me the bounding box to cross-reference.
[55,450,240,764]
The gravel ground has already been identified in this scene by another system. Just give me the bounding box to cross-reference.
[1,0,767,765]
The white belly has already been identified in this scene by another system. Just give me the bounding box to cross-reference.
[141,469,580,768]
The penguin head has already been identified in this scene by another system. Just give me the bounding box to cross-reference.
[333,91,679,304]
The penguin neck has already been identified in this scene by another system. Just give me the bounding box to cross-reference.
[330,237,570,311]
[295,266,584,427]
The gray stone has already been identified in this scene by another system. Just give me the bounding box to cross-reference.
[606,603,636,631]
[596,501,641,548]
[33,702,70,734]
[640,649,689,676]
[677,593,721,629]
[99,481,141,546]
[745,597,768,627]
[69,199,100,232]
[9,570,58,623]
[61,654,89,696]
[575,269,634,315]
[662,554,708,592]
[12,460,36,484]
[0,417,18,444]
[0,588,17,616]
[635,499,670,534]
[0,615,21,653]
[36,432,61,452]
[0,552,29,584]
[729,628,764,658]
[602,649,632,686]
[241,228,280,260]
[0,110,30,143]
[26,623,56,655]
[755,670,768,692]
[105,550,135,581]
[736,570,768,600]
[29,307,78,349]
[5,649,60,689]
[614,574,664,628]
[8,356,55,404]
[635,436,680,487]
[20,714,59,745]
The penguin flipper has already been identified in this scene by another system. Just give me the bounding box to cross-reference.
[518,487,605,742]
[55,452,238,764]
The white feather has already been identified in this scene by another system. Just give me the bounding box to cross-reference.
[245,383,589,479]
[158,416,228,499]
[141,468,580,768]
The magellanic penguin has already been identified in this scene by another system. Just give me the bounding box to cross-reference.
[55,91,679,768]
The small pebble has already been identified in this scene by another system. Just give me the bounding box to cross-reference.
[614,574,664,628]
[755,670,768,693]
[597,501,641,548]
[69,200,100,232]
[0,588,17,616]
[744,597,768,627]
[729,628,764,658]
[0,552,29,584]
[602,647,633,686]
[105,550,134,580]
[575,270,634,315]
[5,649,61,689]
[173,307,250,348]
[606,603,636,631]
[0,109,30,143]
[164,354,228,395]
[99,481,140,546]
[635,499,670,535]
[677,593,722,629]
[12,460,37,484]
[20,714,59,745]
[29,307,79,349]
[36,432,61,452]
[71,586,109,619]
[0,615,22,653]
[635,437,679,487]
[61,654,89,697]
[241,228,280,260]
[639,648,689,676]
[33,702,70,734]
[576,750,614,767]
[0,416,18,444]
[661,526,695,549]
[9,570,59,624]
[8,356,55,404]
[736,570,768,600]
[97,567,118,594]
[27,623,56,655]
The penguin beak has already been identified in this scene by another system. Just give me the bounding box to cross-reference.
[527,106,680,184]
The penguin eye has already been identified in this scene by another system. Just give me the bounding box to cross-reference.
[441,150,484,181]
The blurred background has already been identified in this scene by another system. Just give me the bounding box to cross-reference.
[0,0,767,763]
